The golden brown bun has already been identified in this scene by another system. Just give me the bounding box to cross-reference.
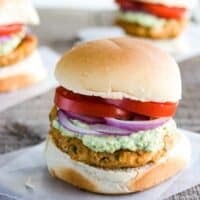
[55,37,181,102]
[116,18,187,39]
[0,35,37,67]
[0,51,46,92]
[45,132,190,194]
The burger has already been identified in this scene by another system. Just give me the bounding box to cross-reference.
[45,37,190,194]
[115,0,195,39]
[0,0,46,92]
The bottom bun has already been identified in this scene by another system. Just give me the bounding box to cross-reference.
[45,132,191,194]
[0,50,46,92]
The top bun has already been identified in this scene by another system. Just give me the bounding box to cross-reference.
[0,0,39,26]
[55,37,181,103]
[134,0,197,8]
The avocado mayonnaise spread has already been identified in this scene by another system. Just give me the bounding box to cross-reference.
[52,118,176,153]
[118,11,166,28]
[0,31,25,56]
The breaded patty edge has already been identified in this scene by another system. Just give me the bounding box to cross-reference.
[0,35,37,67]
[116,18,187,39]
[50,127,175,169]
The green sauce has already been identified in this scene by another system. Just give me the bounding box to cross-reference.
[0,31,25,56]
[118,11,166,28]
[52,119,176,153]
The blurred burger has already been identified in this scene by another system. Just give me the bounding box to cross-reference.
[45,37,190,194]
[115,0,195,39]
[0,0,46,92]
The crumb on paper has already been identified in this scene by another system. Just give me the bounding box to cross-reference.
[25,176,34,190]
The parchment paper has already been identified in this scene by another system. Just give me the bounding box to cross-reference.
[0,129,199,200]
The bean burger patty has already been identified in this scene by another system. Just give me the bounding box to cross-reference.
[49,107,175,169]
[0,35,37,67]
[116,18,187,39]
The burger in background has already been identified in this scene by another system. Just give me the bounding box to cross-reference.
[115,0,196,39]
[0,0,46,92]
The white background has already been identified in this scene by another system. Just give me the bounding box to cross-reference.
[33,0,117,10]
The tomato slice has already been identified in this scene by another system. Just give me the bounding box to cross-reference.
[0,24,24,36]
[106,99,178,118]
[55,87,131,119]
[142,3,186,19]
[55,87,178,118]
[115,0,186,19]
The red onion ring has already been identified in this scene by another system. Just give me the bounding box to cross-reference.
[58,110,169,136]
[58,110,132,136]
[0,35,12,43]
[62,110,134,135]
[105,117,169,132]
[58,110,131,136]
[90,124,131,135]
[62,110,104,124]
[58,110,102,135]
